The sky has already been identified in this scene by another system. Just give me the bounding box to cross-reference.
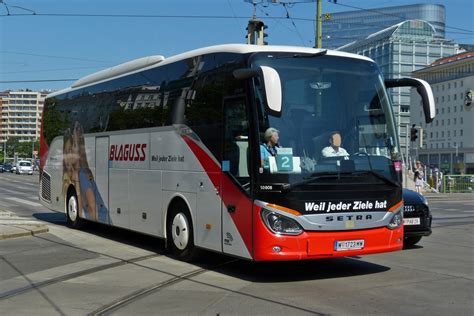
[0,0,473,92]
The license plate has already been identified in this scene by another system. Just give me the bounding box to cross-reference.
[335,239,364,251]
[404,218,420,225]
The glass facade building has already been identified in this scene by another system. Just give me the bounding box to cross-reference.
[339,20,460,154]
[324,4,445,49]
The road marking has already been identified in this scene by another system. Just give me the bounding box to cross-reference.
[1,178,37,186]
[0,188,30,195]
[3,197,42,207]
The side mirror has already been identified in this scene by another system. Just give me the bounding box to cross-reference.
[233,66,282,116]
[384,78,435,123]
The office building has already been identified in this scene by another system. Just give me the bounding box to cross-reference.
[339,20,460,154]
[411,51,474,174]
[324,3,445,49]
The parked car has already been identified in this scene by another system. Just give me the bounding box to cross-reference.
[11,165,17,173]
[0,164,4,173]
[2,163,13,173]
[15,160,33,175]
[402,188,432,247]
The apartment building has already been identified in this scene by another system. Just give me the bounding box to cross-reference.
[0,90,47,143]
[411,52,474,174]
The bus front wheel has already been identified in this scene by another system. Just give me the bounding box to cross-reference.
[167,202,199,261]
[66,190,83,229]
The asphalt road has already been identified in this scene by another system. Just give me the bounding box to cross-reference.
[0,172,473,315]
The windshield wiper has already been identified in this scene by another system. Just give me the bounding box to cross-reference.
[281,170,399,192]
[281,171,341,192]
[275,50,328,59]
[350,170,400,187]
[292,50,327,58]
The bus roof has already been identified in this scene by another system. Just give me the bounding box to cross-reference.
[47,44,374,98]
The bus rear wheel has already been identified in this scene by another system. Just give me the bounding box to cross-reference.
[66,190,83,229]
[167,202,199,261]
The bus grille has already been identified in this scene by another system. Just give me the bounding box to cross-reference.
[41,172,51,202]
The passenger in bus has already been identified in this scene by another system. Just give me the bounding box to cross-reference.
[260,127,279,168]
[321,131,349,157]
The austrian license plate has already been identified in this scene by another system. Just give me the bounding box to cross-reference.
[404,218,420,225]
[335,239,365,251]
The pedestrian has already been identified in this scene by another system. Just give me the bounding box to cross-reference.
[414,161,424,194]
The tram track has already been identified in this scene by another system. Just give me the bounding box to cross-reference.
[88,259,238,316]
[0,253,160,300]
[89,257,326,316]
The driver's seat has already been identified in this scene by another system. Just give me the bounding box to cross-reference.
[312,132,332,162]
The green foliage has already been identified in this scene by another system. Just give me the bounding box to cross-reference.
[4,139,40,159]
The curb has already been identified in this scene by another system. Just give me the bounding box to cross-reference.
[0,209,49,240]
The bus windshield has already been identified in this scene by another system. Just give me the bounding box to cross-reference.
[251,53,401,186]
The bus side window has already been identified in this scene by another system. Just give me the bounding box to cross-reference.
[223,96,250,184]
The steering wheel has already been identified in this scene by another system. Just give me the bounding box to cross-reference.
[351,151,369,157]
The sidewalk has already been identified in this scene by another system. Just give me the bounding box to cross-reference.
[424,192,474,200]
[0,209,49,240]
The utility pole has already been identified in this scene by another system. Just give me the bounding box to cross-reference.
[405,124,410,170]
[315,0,322,48]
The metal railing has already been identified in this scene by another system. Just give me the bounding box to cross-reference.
[442,175,474,193]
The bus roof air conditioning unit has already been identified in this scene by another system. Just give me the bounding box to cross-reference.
[72,55,165,88]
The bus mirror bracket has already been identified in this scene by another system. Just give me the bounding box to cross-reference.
[233,66,282,116]
[384,78,435,124]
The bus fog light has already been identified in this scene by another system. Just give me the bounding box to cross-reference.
[387,209,403,229]
[261,209,303,235]
[272,246,282,253]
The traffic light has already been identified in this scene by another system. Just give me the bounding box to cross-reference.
[410,124,418,142]
[256,21,268,45]
[246,19,268,45]
[246,20,256,45]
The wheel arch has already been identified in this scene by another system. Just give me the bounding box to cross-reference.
[163,193,195,241]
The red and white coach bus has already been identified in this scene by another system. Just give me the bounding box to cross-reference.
[39,44,435,261]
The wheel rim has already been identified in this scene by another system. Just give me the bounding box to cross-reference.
[68,196,78,222]
[171,212,189,250]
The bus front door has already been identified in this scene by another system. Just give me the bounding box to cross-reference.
[221,96,253,260]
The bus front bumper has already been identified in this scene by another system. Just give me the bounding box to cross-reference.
[253,226,403,262]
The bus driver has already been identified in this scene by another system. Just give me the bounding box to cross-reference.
[321,131,349,157]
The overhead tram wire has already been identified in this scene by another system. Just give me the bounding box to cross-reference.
[0,79,78,83]
[282,3,307,46]
[0,66,106,75]
[0,0,36,15]
[0,50,116,64]
[256,5,306,45]
[0,12,254,18]
[3,11,472,37]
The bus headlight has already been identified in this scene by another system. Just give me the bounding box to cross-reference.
[261,209,303,235]
[387,209,403,229]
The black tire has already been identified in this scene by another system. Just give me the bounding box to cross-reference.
[66,190,83,229]
[404,236,422,248]
[167,201,199,261]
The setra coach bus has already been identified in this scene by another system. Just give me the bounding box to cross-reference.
[39,44,435,261]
